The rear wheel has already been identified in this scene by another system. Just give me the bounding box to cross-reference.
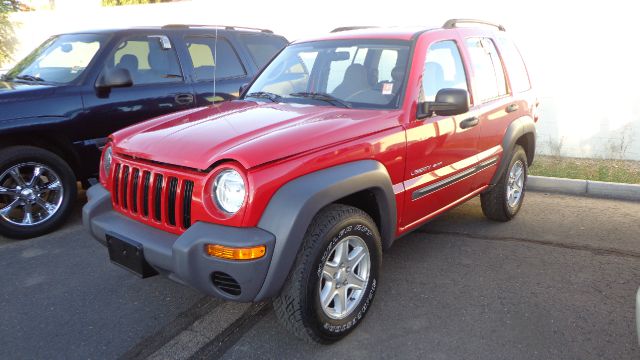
[273,204,382,344]
[0,146,76,239]
[481,145,528,221]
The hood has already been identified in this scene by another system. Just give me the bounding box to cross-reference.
[113,101,402,170]
[0,81,57,98]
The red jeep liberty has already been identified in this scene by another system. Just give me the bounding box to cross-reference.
[84,19,538,343]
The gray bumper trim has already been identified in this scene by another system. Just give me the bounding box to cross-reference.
[82,184,275,302]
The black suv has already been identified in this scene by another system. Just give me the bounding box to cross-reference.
[0,25,288,239]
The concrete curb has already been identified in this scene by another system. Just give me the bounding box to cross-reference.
[527,176,640,201]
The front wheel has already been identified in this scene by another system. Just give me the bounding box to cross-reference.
[273,204,382,344]
[0,146,77,239]
[481,145,528,221]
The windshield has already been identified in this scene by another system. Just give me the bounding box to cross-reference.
[245,39,411,109]
[4,33,108,84]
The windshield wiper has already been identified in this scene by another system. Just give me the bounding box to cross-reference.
[245,91,282,103]
[289,92,351,108]
[15,74,46,82]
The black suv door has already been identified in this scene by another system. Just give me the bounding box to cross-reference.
[180,35,251,105]
[81,33,195,142]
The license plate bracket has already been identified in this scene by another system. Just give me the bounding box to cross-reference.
[106,234,158,278]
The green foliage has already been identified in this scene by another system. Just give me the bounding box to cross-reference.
[101,0,176,6]
[0,2,17,66]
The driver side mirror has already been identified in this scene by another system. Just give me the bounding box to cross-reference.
[96,68,133,89]
[418,88,469,119]
[239,83,249,97]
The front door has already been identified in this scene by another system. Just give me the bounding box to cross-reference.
[401,37,481,231]
[82,33,195,142]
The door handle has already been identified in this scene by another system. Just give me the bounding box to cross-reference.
[174,93,194,105]
[459,117,479,129]
[506,103,519,113]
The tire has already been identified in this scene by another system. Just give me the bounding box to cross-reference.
[0,146,77,239]
[273,204,382,344]
[481,145,528,222]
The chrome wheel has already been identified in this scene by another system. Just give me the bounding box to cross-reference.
[0,162,64,226]
[319,235,371,320]
[506,160,525,208]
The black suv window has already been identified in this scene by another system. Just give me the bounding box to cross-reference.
[465,37,508,102]
[240,34,288,69]
[421,40,469,102]
[496,37,531,93]
[111,35,183,85]
[185,37,246,81]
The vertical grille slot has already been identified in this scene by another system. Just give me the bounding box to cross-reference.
[142,171,151,217]
[113,163,121,205]
[167,177,178,226]
[182,180,194,229]
[121,166,130,210]
[153,174,164,221]
[131,169,140,213]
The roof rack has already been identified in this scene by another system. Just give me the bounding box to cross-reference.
[330,26,378,33]
[161,24,274,34]
[442,19,506,32]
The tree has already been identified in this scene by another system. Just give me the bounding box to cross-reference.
[0,1,17,67]
[102,0,176,6]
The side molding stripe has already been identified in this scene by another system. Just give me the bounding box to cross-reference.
[412,157,498,200]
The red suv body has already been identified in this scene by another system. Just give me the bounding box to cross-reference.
[84,20,538,343]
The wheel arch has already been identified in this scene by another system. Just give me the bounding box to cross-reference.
[490,116,536,186]
[254,160,396,300]
[0,132,81,179]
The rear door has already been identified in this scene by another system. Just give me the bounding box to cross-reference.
[238,33,288,71]
[457,34,527,190]
[82,33,195,140]
[401,34,481,230]
[181,36,250,105]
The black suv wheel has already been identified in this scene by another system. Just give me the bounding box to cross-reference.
[0,146,76,239]
[481,145,528,221]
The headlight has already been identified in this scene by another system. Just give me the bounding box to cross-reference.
[213,169,246,214]
[102,146,113,176]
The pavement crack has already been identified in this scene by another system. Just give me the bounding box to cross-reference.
[419,229,640,259]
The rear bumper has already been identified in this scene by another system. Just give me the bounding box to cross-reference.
[82,184,275,302]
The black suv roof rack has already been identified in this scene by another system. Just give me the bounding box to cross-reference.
[442,19,506,32]
[331,26,378,33]
[161,24,274,34]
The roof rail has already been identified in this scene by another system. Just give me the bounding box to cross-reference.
[442,19,506,32]
[161,24,274,34]
[330,26,378,33]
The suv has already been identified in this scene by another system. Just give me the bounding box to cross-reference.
[84,19,538,343]
[0,25,287,238]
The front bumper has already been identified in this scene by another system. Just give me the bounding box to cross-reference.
[82,184,275,302]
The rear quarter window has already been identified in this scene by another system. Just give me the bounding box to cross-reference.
[241,35,288,69]
[495,37,531,93]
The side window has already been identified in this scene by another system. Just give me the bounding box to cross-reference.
[421,40,469,102]
[377,49,398,82]
[241,35,287,69]
[185,37,246,81]
[495,37,531,93]
[465,37,508,102]
[112,35,182,85]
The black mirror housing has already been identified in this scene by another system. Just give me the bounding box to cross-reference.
[239,83,249,97]
[418,88,470,118]
[96,68,133,89]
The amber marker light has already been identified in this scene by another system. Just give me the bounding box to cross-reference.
[205,244,266,260]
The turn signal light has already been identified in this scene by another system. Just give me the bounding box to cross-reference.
[205,244,266,260]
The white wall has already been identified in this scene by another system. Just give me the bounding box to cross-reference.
[6,0,640,160]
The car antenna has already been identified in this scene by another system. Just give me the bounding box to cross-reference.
[213,27,217,104]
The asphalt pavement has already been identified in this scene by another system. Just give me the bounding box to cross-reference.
[1,192,639,359]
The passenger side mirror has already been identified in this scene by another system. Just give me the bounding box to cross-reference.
[418,88,469,119]
[96,68,133,89]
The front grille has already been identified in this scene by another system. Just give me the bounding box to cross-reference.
[211,272,241,296]
[111,161,195,230]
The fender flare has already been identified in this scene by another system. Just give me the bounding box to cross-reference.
[254,160,396,300]
[490,116,536,185]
